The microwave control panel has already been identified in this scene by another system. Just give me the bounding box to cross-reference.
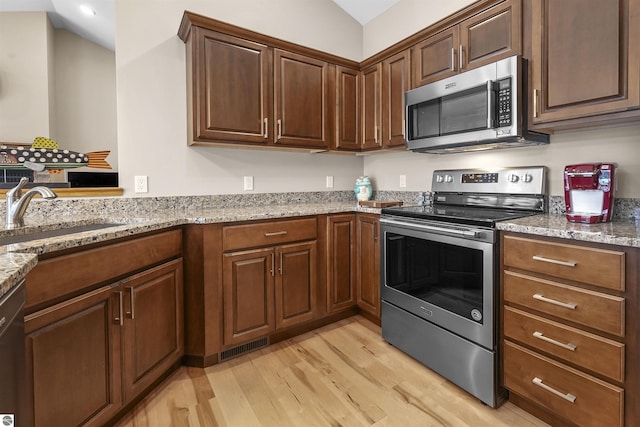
[496,78,512,127]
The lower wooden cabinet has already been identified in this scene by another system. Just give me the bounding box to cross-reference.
[221,218,318,348]
[326,214,356,313]
[24,231,184,426]
[121,260,184,402]
[356,213,381,320]
[25,284,123,427]
[501,232,639,426]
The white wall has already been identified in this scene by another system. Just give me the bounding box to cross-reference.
[115,0,364,196]
[0,12,52,142]
[363,0,475,58]
[54,29,118,172]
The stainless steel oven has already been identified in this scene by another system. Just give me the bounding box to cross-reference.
[380,166,547,408]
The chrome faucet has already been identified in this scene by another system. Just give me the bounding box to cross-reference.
[5,177,57,229]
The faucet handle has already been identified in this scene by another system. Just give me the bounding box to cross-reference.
[6,177,29,199]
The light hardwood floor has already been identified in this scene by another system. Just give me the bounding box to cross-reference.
[116,316,549,427]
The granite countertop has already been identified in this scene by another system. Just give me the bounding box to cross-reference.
[496,213,640,247]
[0,202,379,299]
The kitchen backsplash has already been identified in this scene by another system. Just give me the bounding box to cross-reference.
[3,191,638,222]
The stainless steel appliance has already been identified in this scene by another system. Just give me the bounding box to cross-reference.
[380,166,547,407]
[0,281,26,426]
[564,163,617,223]
[405,56,549,154]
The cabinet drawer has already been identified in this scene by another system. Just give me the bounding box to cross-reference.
[223,217,317,251]
[504,270,624,337]
[503,235,625,291]
[504,306,624,382]
[503,341,623,427]
[26,230,183,313]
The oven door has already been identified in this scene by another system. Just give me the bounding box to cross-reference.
[380,216,496,349]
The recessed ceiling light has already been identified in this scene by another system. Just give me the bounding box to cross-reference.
[79,5,96,16]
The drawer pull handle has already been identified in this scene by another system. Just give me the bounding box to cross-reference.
[532,255,577,267]
[533,293,577,310]
[533,331,577,351]
[532,377,576,403]
[264,231,288,237]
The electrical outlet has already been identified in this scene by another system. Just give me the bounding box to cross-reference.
[243,176,254,191]
[326,175,334,188]
[399,175,407,188]
[134,175,148,193]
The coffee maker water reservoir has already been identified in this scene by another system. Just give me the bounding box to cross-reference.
[564,163,616,223]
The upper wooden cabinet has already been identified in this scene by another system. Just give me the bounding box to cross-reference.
[362,63,383,150]
[526,0,640,130]
[179,12,355,151]
[382,50,411,149]
[412,0,521,87]
[274,50,330,148]
[188,29,271,146]
[334,66,360,150]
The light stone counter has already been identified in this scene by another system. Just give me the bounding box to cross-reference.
[497,213,640,247]
[0,202,382,299]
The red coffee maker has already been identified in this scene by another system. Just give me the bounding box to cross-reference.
[564,163,616,223]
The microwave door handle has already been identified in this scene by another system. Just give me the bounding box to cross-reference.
[487,81,494,129]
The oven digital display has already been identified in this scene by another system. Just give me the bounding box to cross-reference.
[462,173,498,183]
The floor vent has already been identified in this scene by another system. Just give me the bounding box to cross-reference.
[219,337,269,362]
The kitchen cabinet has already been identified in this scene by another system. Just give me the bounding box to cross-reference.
[24,230,183,426]
[412,0,521,87]
[356,214,381,321]
[333,66,360,150]
[25,284,122,427]
[382,50,410,149]
[526,0,640,131]
[274,49,330,148]
[222,217,318,348]
[326,214,356,313]
[121,260,184,403]
[361,63,383,150]
[184,28,271,146]
[500,232,640,427]
[179,13,356,151]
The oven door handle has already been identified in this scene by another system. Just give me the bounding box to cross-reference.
[380,218,479,238]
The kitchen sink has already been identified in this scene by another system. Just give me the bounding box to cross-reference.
[0,223,123,245]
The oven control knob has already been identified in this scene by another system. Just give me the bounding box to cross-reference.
[471,309,483,322]
[522,173,533,183]
[507,173,519,183]
[444,175,453,183]
[435,175,444,183]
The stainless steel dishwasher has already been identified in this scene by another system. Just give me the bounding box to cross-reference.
[0,280,26,427]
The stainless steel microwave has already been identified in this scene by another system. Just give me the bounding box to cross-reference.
[405,55,549,154]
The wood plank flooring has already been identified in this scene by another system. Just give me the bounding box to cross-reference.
[116,316,549,427]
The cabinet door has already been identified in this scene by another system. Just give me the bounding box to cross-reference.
[326,214,356,313]
[274,49,329,148]
[192,28,271,145]
[361,63,383,150]
[529,0,640,125]
[334,66,360,150]
[357,214,381,319]
[121,259,184,402]
[275,241,317,329]
[25,284,122,427]
[382,50,410,148]
[223,247,275,346]
[459,0,521,71]
[412,27,458,88]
